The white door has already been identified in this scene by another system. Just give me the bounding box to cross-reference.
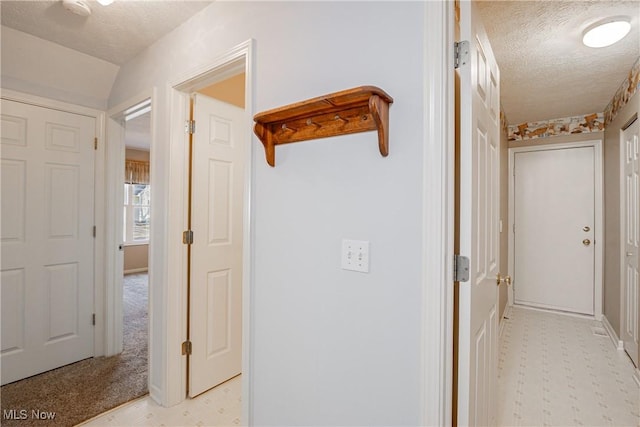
[457,1,501,425]
[513,147,595,315]
[622,118,639,367]
[189,94,245,397]
[1,99,95,385]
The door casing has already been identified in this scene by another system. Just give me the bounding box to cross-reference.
[166,40,255,418]
[507,140,604,319]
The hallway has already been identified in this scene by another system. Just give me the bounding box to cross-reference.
[498,306,639,426]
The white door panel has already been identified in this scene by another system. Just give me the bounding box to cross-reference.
[1,99,95,385]
[457,1,501,425]
[189,94,245,397]
[622,118,639,367]
[514,147,595,315]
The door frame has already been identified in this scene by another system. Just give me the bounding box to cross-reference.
[507,140,604,319]
[105,90,156,357]
[422,1,455,425]
[165,39,255,416]
[0,88,107,357]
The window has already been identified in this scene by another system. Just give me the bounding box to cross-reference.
[124,183,150,243]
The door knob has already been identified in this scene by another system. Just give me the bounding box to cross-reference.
[583,226,590,232]
[496,274,512,286]
[582,239,591,246]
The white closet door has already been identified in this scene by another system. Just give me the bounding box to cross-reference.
[1,99,95,385]
[622,118,639,367]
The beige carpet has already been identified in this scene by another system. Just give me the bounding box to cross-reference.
[1,273,149,427]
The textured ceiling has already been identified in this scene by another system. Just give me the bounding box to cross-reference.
[1,1,637,125]
[0,0,213,65]
[477,0,640,124]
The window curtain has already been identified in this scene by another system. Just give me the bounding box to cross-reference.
[125,160,150,184]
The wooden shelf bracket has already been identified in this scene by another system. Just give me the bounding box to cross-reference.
[253,86,393,167]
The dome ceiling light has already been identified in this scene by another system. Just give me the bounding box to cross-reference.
[583,17,631,48]
[61,0,91,16]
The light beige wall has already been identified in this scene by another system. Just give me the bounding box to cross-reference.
[125,148,150,162]
[197,73,245,108]
[499,123,509,320]
[603,92,640,338]
[124,244,148,273]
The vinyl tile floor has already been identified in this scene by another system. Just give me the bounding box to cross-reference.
[79,306,640,427]
[77,375,241,427]
[498,306,640,427]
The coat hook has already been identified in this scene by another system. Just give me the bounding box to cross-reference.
[281,123,297,132]
[334,114,348,123]
[306,118,321,127]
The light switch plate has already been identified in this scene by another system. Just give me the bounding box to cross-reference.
[341,239,369,273]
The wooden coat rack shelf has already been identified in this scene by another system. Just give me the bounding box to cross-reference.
[253,86,393,166]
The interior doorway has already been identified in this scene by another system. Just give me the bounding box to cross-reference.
[121,100,152,396]
[164,41,254,408]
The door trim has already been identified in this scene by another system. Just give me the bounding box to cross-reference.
[166,40,255,416]
[421,2,454,426]
[0,88,107,357]
[507,140,604,319]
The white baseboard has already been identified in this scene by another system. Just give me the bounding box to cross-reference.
[124,267,148,275]
[499,304,512,338]
[601,315,624,350]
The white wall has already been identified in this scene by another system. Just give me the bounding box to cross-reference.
[109,2,429,425]
[1,26,118,109]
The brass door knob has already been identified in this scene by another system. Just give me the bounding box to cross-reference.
[583,239,591,246]
[496,274,512,286]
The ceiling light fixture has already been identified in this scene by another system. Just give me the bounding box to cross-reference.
[96,0,114,6]
[582,17,631,48]
[61,0,91,16]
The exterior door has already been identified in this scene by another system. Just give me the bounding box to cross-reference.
[189,94,245,397]
[457,1,501,425]
[622,118,639,367]
[1,99,95,385]
[513,146,595,315]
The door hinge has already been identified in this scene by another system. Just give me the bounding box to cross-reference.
[454,40,469,69]
[93,225,96,237]
[94,137,98,150]
[454,254,470,282]
[182,230,193,245]
[182,340,192,355]
[92,313,96,325]
[186,120,196,134]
